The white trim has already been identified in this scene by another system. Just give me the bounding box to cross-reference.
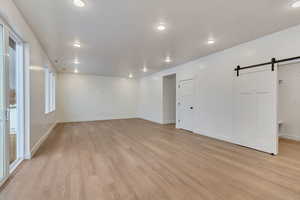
[44,68,50,113]
[1,25,10,185]
[24,44,30,159]
[194,129,232,144]
[162,120,176,125]
[60,117,138,124]
[0,22,9,188]
[14,37,25,166]
[274,64,279,155]
[9,157,23,173]
[27,122,57,159]
[279,134,300,142]
[44,69,56,114]
[0,175,9,188]
[137,117,163,125]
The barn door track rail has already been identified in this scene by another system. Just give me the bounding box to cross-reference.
[234,56,300,76]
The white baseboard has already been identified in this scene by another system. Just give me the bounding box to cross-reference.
[138,117,163,124]
[0,176,9,188]
[59,117,137,123]
[193,129,233,144]
[162,119,176,124]
[27,122,58,159]
[279,133,300,141]
[9,158,23,173]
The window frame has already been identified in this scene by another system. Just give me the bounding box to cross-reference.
[45,68,56,114]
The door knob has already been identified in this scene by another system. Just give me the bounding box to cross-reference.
[190,107,194,110]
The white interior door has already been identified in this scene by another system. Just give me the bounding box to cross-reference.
[233,65,278,154]
[178,79,194,132]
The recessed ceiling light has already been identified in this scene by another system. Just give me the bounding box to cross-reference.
[165,56,172,63]
[142,66,148,72]
[207,39,215,44]
[74,59,80,64]
[73,0,86,7]
[129,73,133,78]
[157,24,166,31]
[74,69,79,73]
[73,41,81,48]
[291,0,300,8]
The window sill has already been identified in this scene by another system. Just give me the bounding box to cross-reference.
[45,110,56,115]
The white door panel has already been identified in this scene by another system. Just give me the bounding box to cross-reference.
[178,79,194,132]
[233,66,278,154]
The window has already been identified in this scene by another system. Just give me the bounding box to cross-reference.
[45,68,56,113]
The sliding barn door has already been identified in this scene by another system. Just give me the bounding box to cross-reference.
[233,65,278,154]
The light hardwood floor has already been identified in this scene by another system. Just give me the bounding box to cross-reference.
[1,118,300,200]
[9,134,16,164]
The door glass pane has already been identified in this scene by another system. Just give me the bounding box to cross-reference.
[8,37,17,165]
[0,24,6,181]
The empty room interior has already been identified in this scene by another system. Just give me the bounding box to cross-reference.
[1,0,300,199]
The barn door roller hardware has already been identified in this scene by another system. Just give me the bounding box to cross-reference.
[234,56,300,77]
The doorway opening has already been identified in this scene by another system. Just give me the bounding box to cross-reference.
[278,61,300,142]
[162,74,176,127]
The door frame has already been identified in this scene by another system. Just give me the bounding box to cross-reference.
[8,30,25,172]
[177,78,195,132]
[0,22,9,187]
[0,17,26,186]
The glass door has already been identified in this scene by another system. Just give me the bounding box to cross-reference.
[0,23,8,185]
[0,20,24,185]
[8,36,18,166]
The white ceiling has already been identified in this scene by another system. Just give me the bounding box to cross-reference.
[13,0,300,77]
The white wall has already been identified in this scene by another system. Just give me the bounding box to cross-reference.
[0,0,57,152]
[138,76,163,123]
[162,75,176,124]
[58,73,138,122]
[278,62,300,141]
[138,24,300,145]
